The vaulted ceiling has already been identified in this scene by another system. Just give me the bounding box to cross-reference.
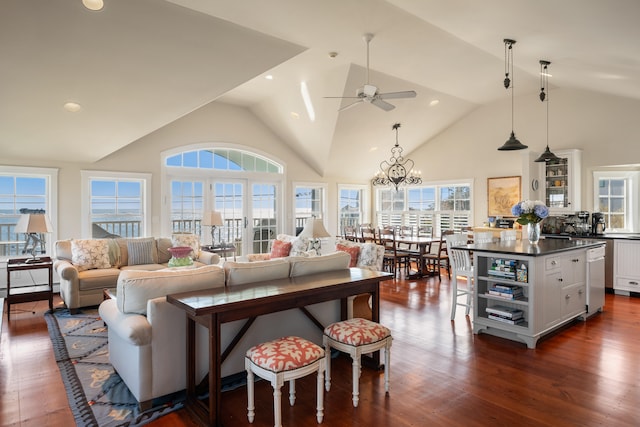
[3,0,640,180]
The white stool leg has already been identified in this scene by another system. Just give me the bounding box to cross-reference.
[465,277,473,316]
[246,365,255,423]
[273,379,283,427]
[450,275,458,320]
[289,379,296,406]
[323,338,332,392]
[384,340,391,393]
[351,353,360,407]
[316,360,325,423]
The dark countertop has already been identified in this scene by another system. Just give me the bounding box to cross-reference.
[460,239,605,256]
[542,233,640,240]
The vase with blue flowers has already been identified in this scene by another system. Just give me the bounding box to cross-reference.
[511,200,549,244]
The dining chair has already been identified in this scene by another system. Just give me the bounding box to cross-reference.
[446,234,474,320]
[500,229,517,241]
[360,225,377,243]
[378,227,410,278]
[423,230,453,280]
[343,225,359,242]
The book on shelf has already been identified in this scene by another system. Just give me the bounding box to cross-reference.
[488,314,525,325]
[487,285,523,300]
[485,305,524,319]
[487,291,524,300]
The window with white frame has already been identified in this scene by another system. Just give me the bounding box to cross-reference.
[338,185,368,236]
[170,180,204,234]
[375,181,473,236]
[294,184,326,234]
[81,171,150,238]
[0,166,58,257]
[593,171,639,232]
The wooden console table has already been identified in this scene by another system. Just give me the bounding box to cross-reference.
[167,268,391,427]
[6,257,53,321]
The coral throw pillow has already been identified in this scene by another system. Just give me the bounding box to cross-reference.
[270,239,292,258]
[337,243,360,267]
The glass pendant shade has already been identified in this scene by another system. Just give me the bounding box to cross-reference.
[498,131,528,151]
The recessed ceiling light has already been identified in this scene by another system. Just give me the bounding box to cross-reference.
[64,102,82,112]
[82,0,104,11]
[369,147,378,152]
[265,75,274,80]
[429,99,440,107]
[290,112,300,119]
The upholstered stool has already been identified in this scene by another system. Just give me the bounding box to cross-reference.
[323,318,392,407]
[245,336,326,427]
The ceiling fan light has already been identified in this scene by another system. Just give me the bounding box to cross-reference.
[498,131,528,151]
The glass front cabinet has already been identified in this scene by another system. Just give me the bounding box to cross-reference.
[538,148,582,213]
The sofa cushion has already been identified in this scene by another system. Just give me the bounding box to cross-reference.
[171,233,200,259]
[115,237,159,267]
[116,265,225,315]
[127,238,155,266]
[224,258,290,286]
[71,239,111,271]
[156,237,172,264]
[77,267,121,291]
[336,243,360,268]
[270,239,291,258]
[288,251,350,277]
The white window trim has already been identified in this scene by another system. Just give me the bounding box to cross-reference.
[593,170,639,233]
[293,181,328,226]
[0,166,58,258]
[337,183,370,227]
[81,170,152,238]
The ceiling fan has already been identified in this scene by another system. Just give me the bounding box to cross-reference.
[325,33,417,112]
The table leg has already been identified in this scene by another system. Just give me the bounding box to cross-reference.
[48,266,53,311]
[208,313,222,427]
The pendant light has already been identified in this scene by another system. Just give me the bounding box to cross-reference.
[498,39,528,151]
[534,60,560,162]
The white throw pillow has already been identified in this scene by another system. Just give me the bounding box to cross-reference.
[71,239,111,271]
[171,233,200,259]
[275,233,309,257]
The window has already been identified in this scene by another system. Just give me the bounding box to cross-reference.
[170,180,204,234]
[294,184,326,234]
[375,180,473,236]
[0,166,58,257]
[166,148,282,173]
[81,171,150,238]
[338,185,369,236]
[593,171,639,232]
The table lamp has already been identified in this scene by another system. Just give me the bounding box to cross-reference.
[299,217,331,255]
[14,213,54,262]
[201,211,224,247]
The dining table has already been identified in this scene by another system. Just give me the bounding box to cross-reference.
[394,235,438,278]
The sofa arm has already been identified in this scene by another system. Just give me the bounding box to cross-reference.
[99,299,152,346]
[196,250,220,265]
[53,259,78,281]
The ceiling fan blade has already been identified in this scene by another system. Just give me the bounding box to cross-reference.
[324,96,362,99]
[377,90,417,100]
[338,99,364,112]
[371,98,395,111]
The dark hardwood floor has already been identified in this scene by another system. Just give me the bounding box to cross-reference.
[2,273,639,426]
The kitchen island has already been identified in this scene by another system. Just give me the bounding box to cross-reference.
[460,239,605,348]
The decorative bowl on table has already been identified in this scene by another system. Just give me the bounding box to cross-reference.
[168,246,194,267]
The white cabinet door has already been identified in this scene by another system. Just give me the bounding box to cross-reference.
[614,240,640,292]
[538,149,582,214]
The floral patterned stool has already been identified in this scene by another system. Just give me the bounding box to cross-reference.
[245,336,326,427]
[323,318,392,407]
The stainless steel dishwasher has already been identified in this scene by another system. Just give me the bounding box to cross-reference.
[583,245,606,318]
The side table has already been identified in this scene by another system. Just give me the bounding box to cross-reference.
[6,257,53,321]
[201,244,237,261]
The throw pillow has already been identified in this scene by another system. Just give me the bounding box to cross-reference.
[71,239,111,271]
[247,253,272,262]
[270,239,292,258]
[127,238,155,266]
[171,233,200,260]
[337,243,360,268]
[358,243,378,267]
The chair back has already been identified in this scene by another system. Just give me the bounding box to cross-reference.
[445,234,472,272]
[473,231,494,244]
[360,226,377,243]
[500,229,517,241]
[399,225,413,238]
[343,225,359,242]
[417,226,433,238]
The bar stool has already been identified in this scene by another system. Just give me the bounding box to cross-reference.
[323,318,392,407]
[245,336,325,427]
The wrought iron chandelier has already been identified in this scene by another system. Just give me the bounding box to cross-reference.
[372,123,422,191]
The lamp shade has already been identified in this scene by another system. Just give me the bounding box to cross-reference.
[201,211,224,227]
[299,218,331,239]
[14,213,53,234]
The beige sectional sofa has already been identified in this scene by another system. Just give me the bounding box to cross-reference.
[98,251,373,406]
[54,237,220,313]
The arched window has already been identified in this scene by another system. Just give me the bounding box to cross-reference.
[162,146,285,256]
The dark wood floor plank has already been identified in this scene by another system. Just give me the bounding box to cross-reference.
[2,273,640,426]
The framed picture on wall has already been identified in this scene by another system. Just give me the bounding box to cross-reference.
[487,176,521,217]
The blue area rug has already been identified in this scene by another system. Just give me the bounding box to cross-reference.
[45,308,184,427]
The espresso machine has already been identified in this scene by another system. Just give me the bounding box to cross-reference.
[592,212,606,235]
[575,211,590,235]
